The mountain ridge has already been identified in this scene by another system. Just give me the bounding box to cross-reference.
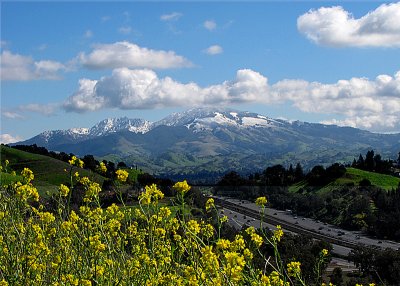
[14,108,400,176]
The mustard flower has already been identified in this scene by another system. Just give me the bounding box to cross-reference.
[116,169,129,183]
[59,184,70,197]
[287,261,301,277]
[273,225,284,242]
[98,161,107,174]
[216,239,231,250]
[187,219,201,234]
[251,233,263,248]
[205,198,215,211]
[21,167,34,182]
[255,196,267,206]
[173,180,191,195]
[321,248,329,256]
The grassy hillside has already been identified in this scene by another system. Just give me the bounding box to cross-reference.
[339,167,400,190]
[289,167,400,193]
[0,145,105,195]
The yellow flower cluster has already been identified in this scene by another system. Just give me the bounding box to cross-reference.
[98,162,107,174]
[138,184,164,205]
[59,184,70,197]
[21,167,34,183]
[115,169,129,183]
[255,196,267,206]
[273,225,284,242]
[205,198,215,211]
[287,261,301,277]
[68,155,84,168]
[0,168,329,286]
[173,180,191,194]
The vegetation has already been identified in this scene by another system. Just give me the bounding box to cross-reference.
[0,159,333,285]
[0,146,106,195]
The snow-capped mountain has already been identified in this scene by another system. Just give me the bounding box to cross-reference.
[154,108,285,132]
[18,117,152,147]
[89,117,151,136]
[14,108,400,175]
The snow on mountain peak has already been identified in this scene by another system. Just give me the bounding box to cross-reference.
[89,117,152,136]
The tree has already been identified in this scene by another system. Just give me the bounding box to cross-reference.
[295,163,304,181]
[365,150,375,171]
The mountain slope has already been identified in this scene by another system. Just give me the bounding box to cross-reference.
[14,108,400,175]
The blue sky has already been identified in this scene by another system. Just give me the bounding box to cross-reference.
[1,1,400,143]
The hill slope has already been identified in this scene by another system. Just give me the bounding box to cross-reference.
[289,167,400,193]
[0,145,105,194]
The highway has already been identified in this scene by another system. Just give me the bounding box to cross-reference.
[213,196,400,256]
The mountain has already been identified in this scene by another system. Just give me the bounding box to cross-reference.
[14,108,400,177]
[19,117,151,148]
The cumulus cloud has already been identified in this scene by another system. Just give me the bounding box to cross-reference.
[297,2,400,47]
[0,51,66,81]
[63,68,268,112]
[204,20,217,31]
[0,134,22,144]
[204,45,223,55]
[160,12,182,21]
[64,68,400,132]
[78,41,192,70]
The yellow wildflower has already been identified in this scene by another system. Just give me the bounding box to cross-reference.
[116,169,129,183]
[21,167,34,182]
[173,180,191,195]
[205,198,215,211]
[287,261,301,277]
[255,196,267,206]
[98,161,107,174]
[187,219,201,234]
[273,225,284,242]
[322,248,329,256]
[59,184,70,197]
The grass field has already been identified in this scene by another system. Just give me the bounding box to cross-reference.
[289,167,400,194]
[342,167,400,190]
[0,145,106,195]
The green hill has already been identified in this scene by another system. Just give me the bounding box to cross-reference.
[0,145,106,195]
[289,167,400,193]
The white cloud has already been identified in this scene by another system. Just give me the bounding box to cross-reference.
[204,20,217,31]
[2,111,24,119]
[204,45,223,55]
[298,2,400,47]
[161,12,182,21]
[0,134,22,144]
[0,50,66,81]
[78,41,192,70]
[118,26,132,35]
[63,68,268,112]
[64,68,400,132]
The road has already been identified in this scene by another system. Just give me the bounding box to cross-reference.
[214,196,400,256]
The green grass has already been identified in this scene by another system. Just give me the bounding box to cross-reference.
[343,167,400,190]
[290,167,400,194]
[0,172,23,185]
[1,145,106,195]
